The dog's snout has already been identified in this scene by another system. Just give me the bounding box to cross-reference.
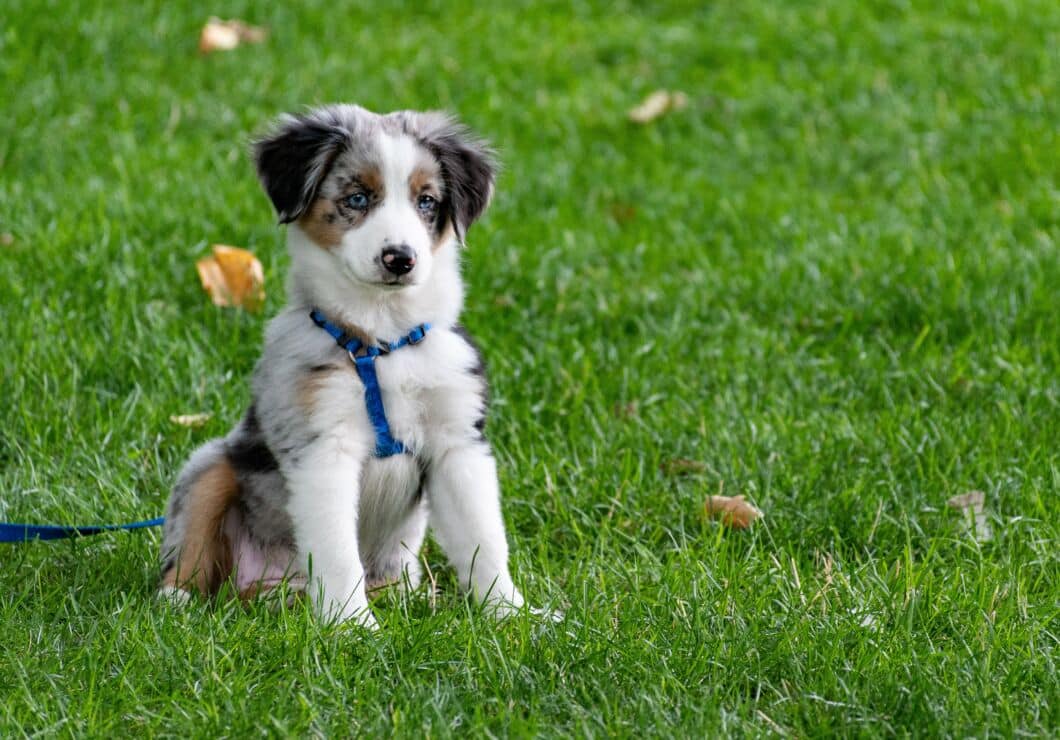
[381,245,417,276]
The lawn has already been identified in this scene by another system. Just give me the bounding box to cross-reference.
[1,0,1058,735]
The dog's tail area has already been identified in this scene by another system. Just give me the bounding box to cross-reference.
[159,439,239,598]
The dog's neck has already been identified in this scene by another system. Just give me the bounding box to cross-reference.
[284,226,465,341]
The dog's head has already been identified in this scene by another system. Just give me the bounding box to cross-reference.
[253,105,495,289]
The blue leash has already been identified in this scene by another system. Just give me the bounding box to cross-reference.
[309,309,431,458]
[2,310,429,543]
[0,517,165,543]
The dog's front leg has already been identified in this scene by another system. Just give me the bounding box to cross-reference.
[427,444,526,616]
[284,440,375,629]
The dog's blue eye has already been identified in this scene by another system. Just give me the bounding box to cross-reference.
[345,192,369,210]
[417,194,437,213]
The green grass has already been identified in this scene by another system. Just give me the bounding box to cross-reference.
[1,0,1058,735]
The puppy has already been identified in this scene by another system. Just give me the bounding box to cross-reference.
[159,105,538,629]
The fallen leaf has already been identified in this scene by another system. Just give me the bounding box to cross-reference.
[196,244,265,311]
[661,457,706,475]
[628,90,689,124]
[0,233,13,246]
[946,490,993,542]
[169,413,212,427]
[704,495,763,529]
[199,17,267,54]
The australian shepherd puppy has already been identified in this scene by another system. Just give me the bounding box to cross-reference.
[159,105,543,629]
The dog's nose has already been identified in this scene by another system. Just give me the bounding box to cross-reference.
[381,245,417,276]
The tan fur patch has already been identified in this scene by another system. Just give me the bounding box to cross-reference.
[297,368,336,414]
[160,458,240,596]
[355,167,384,195]
[298,198,346,249]
[409,164,441,199]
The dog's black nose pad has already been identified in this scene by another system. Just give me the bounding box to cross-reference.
[381,245,417,276]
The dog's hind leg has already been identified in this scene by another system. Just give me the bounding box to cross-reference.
[159,439,240,602]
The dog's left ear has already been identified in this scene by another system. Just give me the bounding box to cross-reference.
[252,111,350,224]
[411,112,497,245]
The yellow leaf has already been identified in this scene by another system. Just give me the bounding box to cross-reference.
[196,244,265,311]
[704,495,763,529]
[199,18,267,54]
[628,90,689,124]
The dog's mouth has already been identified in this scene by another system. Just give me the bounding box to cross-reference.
[339,263,415,290]
[378,275,416,290]
[378,280,410,291]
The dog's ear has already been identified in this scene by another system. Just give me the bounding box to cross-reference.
[411,112,497,244]
[252,113,350,224]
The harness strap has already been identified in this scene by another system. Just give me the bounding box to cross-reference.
[0,517,165,543]
[309,309,431,458]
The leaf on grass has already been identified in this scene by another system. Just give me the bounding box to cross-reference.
[169,413,212,428]
[199,17,267,54]
[628,90,689,124]
[0,233,13,246]
[946,490,993,542]
[704,495,763,529]
[661,457,706,475]
[196,244,265,311]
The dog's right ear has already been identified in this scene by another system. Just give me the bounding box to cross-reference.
[252,113,349,224]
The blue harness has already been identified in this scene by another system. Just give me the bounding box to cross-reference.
[309,309,430,458]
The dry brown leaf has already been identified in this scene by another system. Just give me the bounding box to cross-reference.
[169,413,212,427]
[628,90,689,124]
[661,457,706,475]
[0,233,13,246]
[196,244,265,310]
[946,490,993,542]
[704,495,763,529]
[199,17,267,54]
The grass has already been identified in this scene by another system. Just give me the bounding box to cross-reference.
[1,0,1058,735]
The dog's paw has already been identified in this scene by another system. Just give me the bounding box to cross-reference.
[157,586,193,607]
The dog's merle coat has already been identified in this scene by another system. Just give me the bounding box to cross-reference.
[158,105,539,627]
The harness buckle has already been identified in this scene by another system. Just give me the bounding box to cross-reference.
[407,325,427,345]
